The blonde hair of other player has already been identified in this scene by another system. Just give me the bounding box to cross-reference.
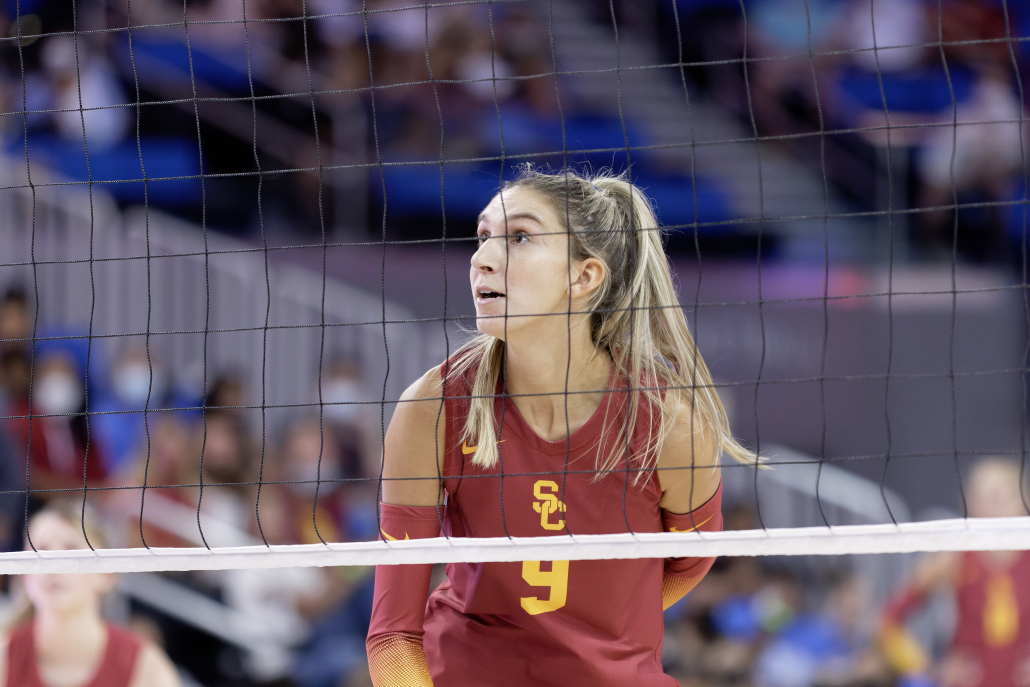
[0,503,180,687]
[453,167,757,480]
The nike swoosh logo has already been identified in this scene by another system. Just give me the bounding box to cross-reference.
[380,528,409,541]
[461,440,505,455]
[669,514,714,533]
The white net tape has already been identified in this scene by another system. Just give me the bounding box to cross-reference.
[12,517,1030,575]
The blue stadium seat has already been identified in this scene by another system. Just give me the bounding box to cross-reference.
[634,173,735,234]
[374,161,734,235]
[115,33,256,93]
[562,115,648,170]
[836,66,975,115]
[376,163,505,220]
[16,134,203,205]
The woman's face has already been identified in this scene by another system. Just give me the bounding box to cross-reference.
[471,187,579,341]
[23,513,113,617]
[968,463,1026,519]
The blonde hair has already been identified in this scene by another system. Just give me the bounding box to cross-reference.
[450,167,757,479]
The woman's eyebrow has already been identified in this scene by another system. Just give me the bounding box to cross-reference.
[502,212,545,227]
[476,210,546,228]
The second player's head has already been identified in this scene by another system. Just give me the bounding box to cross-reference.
[22,501,114,620]
[966,457,1027,519]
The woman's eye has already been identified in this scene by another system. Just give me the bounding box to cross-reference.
[477,233,488,245]
[510,232,528,245]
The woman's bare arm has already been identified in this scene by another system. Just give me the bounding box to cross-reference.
[381,367,447,507]
[379,368,442,508]
[128,643,181,687]
[656,399,721,514]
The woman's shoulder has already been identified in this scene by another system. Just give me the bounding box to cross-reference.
[400,348,480,405]
[400,366,446,403]
[127,640,181,687]
[0,629,9,687]
[655,393,721,513]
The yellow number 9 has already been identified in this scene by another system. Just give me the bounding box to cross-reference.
[520,560,569,615]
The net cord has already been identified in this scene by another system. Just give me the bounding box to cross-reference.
[8,518,1030,576]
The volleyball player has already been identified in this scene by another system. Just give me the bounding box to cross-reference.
[0,503,180,687]
[366,169,757,686]
[881,458,1030,687]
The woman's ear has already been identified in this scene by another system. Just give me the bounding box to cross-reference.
[571,257,606,303]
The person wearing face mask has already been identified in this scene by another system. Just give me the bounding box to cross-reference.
[0,501,180,687]
[273,417,348,544]
[3,352,107,496]
[320,362,373,481]
[92,349,168,477]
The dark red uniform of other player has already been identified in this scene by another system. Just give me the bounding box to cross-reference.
[881,459,1030,687]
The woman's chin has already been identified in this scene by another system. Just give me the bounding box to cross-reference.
[476,317,507,340]
[473,315,510,341]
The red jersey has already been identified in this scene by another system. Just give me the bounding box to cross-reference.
[951,550,1030,687]
[6,622,143,687]
[420,365,676,686]
[4,397,107,486]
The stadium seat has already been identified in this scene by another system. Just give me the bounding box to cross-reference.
[17,134,202,205]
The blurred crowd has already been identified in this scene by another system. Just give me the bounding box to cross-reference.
[0,286,382,687]
[0,0,1027,258]
[0,0,560,235]
[662,0,1030,262]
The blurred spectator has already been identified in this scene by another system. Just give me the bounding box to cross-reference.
[204,372,247,424]
[836,0,931,74]
[880,457,1030,687]
[0,288,31,414]
[290,567,374,687]
[753,574,891,687]
[276,416,348,543]
[199,410,253,487]
[107,412,200,549]
[4,349,107,495]
[0,287,29,356]
[5,500,180,687]
[39,36,129,149]
[321,359,374,481]
[92,347,170,476]
[916,67,1024,261]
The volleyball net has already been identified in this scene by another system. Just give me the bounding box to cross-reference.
[0,0,1029,575]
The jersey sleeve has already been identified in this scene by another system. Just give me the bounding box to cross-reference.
[367,503,444,687]
[660,482,723,610]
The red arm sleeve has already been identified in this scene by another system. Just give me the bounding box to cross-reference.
[366,503,443,686]
[882,585,928,627]
[660,482,723,610]
[879,585,932,674]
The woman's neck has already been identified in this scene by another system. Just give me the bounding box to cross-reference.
[34,608,107,665]
[503,320,611,442]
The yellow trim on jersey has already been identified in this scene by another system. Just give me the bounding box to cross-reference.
[668,513,714,533]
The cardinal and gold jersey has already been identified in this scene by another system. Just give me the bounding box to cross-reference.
[368,357,722,687]
[952,550,1030,687]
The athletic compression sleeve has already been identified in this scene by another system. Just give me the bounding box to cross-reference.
[879,585,931,674]
[660,482,723,610]
[366,503,443,687]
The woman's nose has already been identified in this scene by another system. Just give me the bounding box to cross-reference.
[471,238,500,273]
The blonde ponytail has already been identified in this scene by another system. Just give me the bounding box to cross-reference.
[451,167,758,477]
